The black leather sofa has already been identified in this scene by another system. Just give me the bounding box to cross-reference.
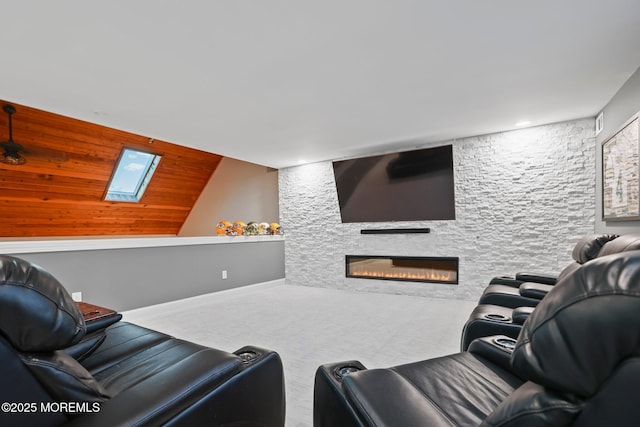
[313,250,640,426]
[0,255,286,427]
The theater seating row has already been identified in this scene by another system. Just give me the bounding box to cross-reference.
[0,255,285,427]
[3,234,640,426]
[460,233,640,350]
[313,235,640,426]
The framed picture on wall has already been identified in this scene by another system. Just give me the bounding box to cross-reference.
[602,110,640,221]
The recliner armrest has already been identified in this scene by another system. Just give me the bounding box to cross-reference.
[63,346,285,427]
[512,307,535,325]
[489,276,524,288]
[85,314,122,334]
[519,282,553,299]
[63,348,242,426]
[514,272,557,285]
[63,331,106,362]
[468,335,516,373]
[314,361,368,427]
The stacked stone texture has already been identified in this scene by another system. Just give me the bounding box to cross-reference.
[279,118,595,301]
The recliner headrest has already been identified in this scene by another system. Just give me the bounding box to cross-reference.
[512,250,640,396]
[0,255,85,352]
[597,233,640,257]
[571,233,619,263]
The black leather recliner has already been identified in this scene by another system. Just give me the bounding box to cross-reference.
[461,233,640,350]
[478,233,625,308]
[488,233,619,288]
[0,255,286,427]
[313,250,640,426]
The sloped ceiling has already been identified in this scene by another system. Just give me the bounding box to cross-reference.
[1,1,639,169]
[0,100,222,237]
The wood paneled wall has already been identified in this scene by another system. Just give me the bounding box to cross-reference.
[0,100,223,237]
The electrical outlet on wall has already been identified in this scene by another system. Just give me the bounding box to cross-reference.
[222,270,228,279]
[71,292,82,302]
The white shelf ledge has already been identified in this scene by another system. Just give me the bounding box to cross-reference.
[0,235,284,254]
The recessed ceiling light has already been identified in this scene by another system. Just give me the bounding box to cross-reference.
[515,120,531,127]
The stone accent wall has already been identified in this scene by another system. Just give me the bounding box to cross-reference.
[279,119,596,300]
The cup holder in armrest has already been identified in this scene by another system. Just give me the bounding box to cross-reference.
[483,313,511,322]
[333,364,363,381]
[493,337,517,350]
[234,348,264,364]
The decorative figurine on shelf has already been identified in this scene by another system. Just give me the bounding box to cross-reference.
[258,222,270,235]
[245,222,261,235]
[268,222,283,235]
[216,220,233,235]
[218,220,283,236]
[231,221,246,236]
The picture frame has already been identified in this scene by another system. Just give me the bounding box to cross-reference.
[602,110,640,221]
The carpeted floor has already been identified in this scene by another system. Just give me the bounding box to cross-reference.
[123,282,478,427]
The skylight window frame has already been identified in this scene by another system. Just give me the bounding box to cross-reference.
[104,147,162,203]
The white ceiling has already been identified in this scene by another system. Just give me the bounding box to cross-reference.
[2,1,640,169]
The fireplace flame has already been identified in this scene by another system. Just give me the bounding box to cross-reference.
[349,268,455,283]
[346,256,458,284]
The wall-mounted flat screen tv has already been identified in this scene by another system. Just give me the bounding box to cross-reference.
[332,145,455,223]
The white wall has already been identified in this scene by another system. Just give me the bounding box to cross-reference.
[279,119,595,301]
[595,65,640,234]
[15,240,285,311]
[179,157,280,236]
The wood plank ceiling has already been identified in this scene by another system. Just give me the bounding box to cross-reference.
[0,100,223,237]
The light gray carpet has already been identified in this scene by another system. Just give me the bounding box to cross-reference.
[123,282,478,427]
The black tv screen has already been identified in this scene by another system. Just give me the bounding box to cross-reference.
[332,145,455,223]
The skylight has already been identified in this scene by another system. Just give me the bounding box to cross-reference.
[105,148,161,202]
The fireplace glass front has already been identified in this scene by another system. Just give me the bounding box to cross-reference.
[346,255,458,285]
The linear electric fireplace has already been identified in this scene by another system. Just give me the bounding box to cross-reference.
[346,255,459,285]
